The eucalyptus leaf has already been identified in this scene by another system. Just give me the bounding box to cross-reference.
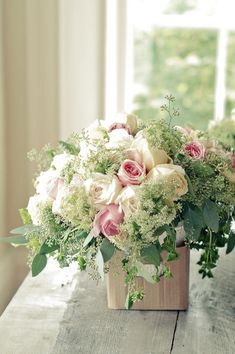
[203,200,219,233]
[0,235,28,245]
[100,238,115,263]
[95,249,104,280]
[32,254,47,277]
[140,244,161,267]
[83,232,94,248]
[226,231,235,254]
[10,224,39,235]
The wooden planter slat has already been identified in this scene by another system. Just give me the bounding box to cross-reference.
[106,246,190,310]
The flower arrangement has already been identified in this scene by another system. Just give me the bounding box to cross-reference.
[2,96,235,309]
[208,118,235,150]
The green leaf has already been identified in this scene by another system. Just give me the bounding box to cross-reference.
[226,232,235,254]
[203,200,219,233]
[185,174,195,197]
[40,241,59,255]
[77,256,86,270]
[0,235,28,245]
[183,206,204,240]
[59,140,79,155]
[10,224,39,235]
[83,232,94,248]
[167,251,179,262]
[125,293,133,310]
[19,208,32,225]
[95,249,104,280]
[100,238,115,263]
[140,244,161,267]
[32,254,47,277]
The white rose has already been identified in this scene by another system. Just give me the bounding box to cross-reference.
[36,169,63,200]
[27,195,46,225]
[84,173,122,209]
[131,132,172,171]
[147,164,188,199]
[52,153,74,173]
[52,183,70,215]
[79,140,97,161]
[105,129,133,149]
[115,186,140,216]
[86,119,108,140]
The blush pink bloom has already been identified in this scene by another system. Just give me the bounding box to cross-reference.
[108,122,131,135]
[231,155,235,169]
[118,159,146,186]
[185,141,205,160]
[92,204,124,238]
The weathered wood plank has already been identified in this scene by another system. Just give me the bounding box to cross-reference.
[51,272,178,354]
[0,260,78,354]
[0,250,234,354]
[172,250,235,354]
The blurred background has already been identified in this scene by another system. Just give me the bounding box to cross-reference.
[0,0,234,315]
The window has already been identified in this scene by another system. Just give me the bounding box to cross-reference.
[121,0,235,129]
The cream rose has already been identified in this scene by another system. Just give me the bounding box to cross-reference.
[131,132,171,171]
[84,173,122,209]
[105,129,133,149]
[27,195,46,225]
[115,186,140,216]
[86,119,108,140]
[147,164,188,199]
[36,169,63,200]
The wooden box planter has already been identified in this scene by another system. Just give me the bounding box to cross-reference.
[106,246,190,310]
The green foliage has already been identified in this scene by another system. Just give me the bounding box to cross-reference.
[32,254,47,277]
[140,244,161,267]
[143,119,182,157]
[99,238,115,263]
[203,200,219,233]
[59,140,80,155]
[19,208,32,225]
[60,186,96,231]
[226,231,235,254]
[0,235,28,245]
[125,291,144,310]
[208,119,235,149]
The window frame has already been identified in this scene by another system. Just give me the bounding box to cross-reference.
[105,0,235,122]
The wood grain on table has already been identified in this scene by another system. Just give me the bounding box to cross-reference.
[0,250,234,354]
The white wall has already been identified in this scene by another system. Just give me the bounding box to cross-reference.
[59,0,105,139]
[0,0,106,315]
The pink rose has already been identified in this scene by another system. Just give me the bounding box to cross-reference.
[185,141,205,160]
[92,204,124,238]
[118,159,146,186]
[108,122,131,135]
[231,155,235,169]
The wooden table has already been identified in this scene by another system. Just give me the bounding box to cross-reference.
[0,250,234,354]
